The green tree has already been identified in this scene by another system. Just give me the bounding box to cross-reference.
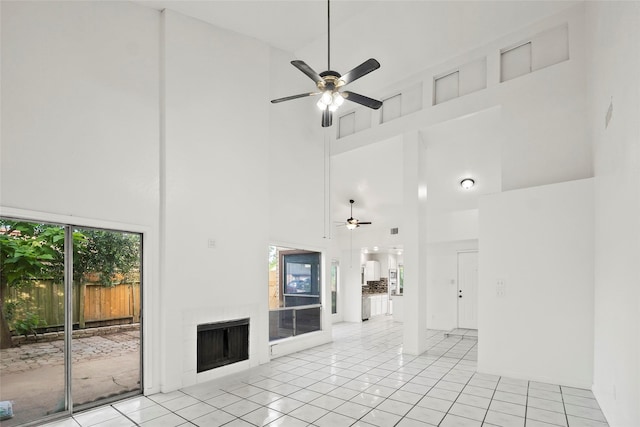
[269,246,278,271]
[0,220,140,349]
[0,221,65,349]
[73,229,141,286]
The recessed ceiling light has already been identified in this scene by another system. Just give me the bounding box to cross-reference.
[460,178,475,190]
[373,246,379,251]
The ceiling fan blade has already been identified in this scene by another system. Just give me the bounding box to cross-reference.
[322,109,333,127]
[271,92,318,104]
[340,58,380,85]
[291,60,324,84]
[342,91,383,110]
[358,222,372,225]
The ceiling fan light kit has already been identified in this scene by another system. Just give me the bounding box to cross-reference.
[270,0,383,127]
[345,199,372,229]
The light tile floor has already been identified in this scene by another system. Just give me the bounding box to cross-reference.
[42,317,608,427]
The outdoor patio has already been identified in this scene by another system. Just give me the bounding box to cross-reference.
[0,327,141,426]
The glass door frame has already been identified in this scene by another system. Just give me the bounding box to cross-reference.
[70,224,144,413]
[0,208,145,425]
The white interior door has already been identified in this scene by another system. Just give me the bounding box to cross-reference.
[457,251,479,329]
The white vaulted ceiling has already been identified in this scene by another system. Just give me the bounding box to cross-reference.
[138,1,577,95]
[136,0,582,249]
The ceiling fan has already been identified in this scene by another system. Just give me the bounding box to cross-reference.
[270,0,383,127]
[345,199,372,230]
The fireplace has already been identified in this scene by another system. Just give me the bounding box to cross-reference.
[197,318,249,373]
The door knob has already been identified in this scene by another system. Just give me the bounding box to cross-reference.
[458,295,462,298]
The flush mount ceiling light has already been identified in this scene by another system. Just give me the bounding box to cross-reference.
[460,178,475,190]
[270,0,383,127]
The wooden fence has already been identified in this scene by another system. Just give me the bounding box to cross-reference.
[269,270,279,309]
[7,280,140,332]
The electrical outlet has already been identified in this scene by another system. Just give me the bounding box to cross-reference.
[496,279,506,297]
[207,238,216,249]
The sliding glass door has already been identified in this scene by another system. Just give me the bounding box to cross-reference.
[0,220,67,425]
[0,218,142,426]
[71,227,142,410]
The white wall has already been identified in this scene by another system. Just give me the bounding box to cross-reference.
[427,210,479,244]
[162,10,271,389]
[330,6,591,339]
[268,47,327,249]
[331,135,404,252]
[0,1,159,226]
[266,47,334,352]
[340,249,363,323]
[1,0,334,395]
[0,0,161,394]
[402,131,429,355]
[333,5,591,198]
[478,179,594,388]
[586,3,640,426]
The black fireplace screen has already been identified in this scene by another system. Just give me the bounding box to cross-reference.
[197,318,249,373]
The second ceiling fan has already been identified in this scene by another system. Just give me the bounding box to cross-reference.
[345,199,372,230]
[270,0,383,127]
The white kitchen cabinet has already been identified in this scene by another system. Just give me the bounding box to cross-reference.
[371,295,380,316]
[365,294,390,318]
[365,260,381,281]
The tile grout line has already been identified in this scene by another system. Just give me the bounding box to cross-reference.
[111,404,143,427]
[45,320,608,427]
[321,331,467,426]
[559,386,571,427]
[432,337,484,427]
[478,371,500,427]
[333,330,471,426]
[401,334,472,425]
[369,333,480,426]
[524,379,530,427]
[394,334,469,426]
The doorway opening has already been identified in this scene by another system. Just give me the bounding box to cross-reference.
[453,250,478,339]
[0,218,142,426]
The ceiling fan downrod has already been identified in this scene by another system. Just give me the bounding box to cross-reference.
[269,0,383,127]
[327,0,331,71]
